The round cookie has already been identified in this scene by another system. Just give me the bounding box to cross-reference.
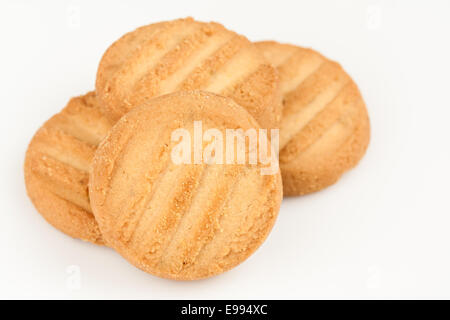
[89,91,282,280]
[24,92,112,244]
[96,17,281,130]
[256,41,370,196]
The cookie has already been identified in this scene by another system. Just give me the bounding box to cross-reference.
[256,41,370,196]
[24,92,112,244]
[96,17,281,130]
[89,91,282,280]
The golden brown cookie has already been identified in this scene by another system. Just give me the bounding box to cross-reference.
[256,41,370,196]
[96,17,281,130]
[24,92,112,244]
[89,91,282,280]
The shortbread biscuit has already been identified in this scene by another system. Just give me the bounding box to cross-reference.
[24,92,112,244]
[256,41,370,196]
[89,91,282,280]
[96,18,281,130]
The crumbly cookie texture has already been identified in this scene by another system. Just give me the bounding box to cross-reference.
[89,91,282,280]
[256,41,370,196]
[96,17,281,130]
[24,92,112,244]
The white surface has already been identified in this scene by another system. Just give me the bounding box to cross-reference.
[1,0,450,299]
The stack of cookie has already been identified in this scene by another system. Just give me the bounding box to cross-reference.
[24,18,370,280]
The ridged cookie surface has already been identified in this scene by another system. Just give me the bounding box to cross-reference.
[96,18,281,130]
[256,41,370,196]
[89,91,282,280]
[24,92,112,244]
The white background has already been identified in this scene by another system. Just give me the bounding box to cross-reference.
[1,0,449,299]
